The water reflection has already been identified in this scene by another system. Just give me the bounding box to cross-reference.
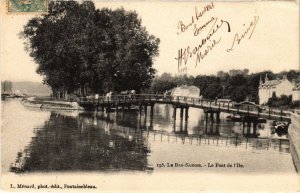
[4,101,293,173]
[15,112,151,172]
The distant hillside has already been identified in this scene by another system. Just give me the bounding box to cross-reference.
[12,81,52,96]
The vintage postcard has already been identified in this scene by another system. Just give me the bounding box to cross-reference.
[1,0,300,192]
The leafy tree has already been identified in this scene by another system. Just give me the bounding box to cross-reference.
[151,73,177,93]
[22,1,160,97]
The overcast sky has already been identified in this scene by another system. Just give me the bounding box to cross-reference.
[1,1,299,82]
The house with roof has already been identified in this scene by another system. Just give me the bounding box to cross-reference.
[258,75,294,105]
[171,85,200,98]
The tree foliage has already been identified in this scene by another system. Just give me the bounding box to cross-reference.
[22,1,160,97]
[151,69,300,103]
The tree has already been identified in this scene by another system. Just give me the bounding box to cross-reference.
[22,1,160,97]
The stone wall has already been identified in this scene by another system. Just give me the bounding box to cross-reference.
[289,112,300,173]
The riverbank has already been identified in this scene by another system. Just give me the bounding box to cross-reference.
[289,112,300,173]
[22,96,83,110]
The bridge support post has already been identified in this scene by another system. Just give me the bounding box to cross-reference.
[205,112,208,132]
[179,119,183,132]
[210,112,214,125]
[253,120,257,136]
[180,107,184,119]
[173,106,177,120]
[150,104,154,119]
[149,115,153,129]
[185,107,189,121]
[144,105,148,115]
[242,116,258,137]
[144,112,147,129]
[173,119,176,133]
[247,121,251,135]
[139,105,142,116]
[184,121,188,132]
[216,112,220,123]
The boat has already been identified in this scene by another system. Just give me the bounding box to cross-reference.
[271,121,290,136]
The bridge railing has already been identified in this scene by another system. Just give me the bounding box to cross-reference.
[79,94,291,120]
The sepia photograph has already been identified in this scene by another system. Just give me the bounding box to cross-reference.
[1,0,300,192]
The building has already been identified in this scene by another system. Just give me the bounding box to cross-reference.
[171,85,200,98]
[292,83,300,102]
[1,81,13,94]
[258,75,294,105]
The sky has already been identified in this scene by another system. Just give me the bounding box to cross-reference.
[1,1,299,82]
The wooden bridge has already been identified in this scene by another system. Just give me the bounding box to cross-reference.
[79,94,291,122]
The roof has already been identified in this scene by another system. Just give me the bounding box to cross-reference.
[260,79,282,87]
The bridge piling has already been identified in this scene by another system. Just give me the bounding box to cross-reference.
[180,108,184,119]
[205,112,208,132]
[139,105,142,116]
[79,94,291,122]
[242,116,258,137]
[116,105,119,114]
[210,112,214,125]
[216,112,220,123]
[150,104,154,119]
[185,107,189,121]
[144,105,148,115]
[173,106,177,120]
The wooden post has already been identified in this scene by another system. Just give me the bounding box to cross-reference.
[180,107,184,119]
[185,107,189,121]
[205,111,208,132]
[247,106,249,116]
[173,106,177,120]
[242,117,245,134]
[216,112,220,123]
[144,105,148,115]
[150,104,154,119]
[253,119,257,137]
[247,121,251,134]
[173,119,176,133]
[139,105,142,116]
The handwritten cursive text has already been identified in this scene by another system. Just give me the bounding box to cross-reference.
[227,16,259,52]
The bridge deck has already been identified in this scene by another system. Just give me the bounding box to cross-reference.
[79,94,291,122]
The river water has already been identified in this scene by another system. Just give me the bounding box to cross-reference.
[1,98,297,174]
